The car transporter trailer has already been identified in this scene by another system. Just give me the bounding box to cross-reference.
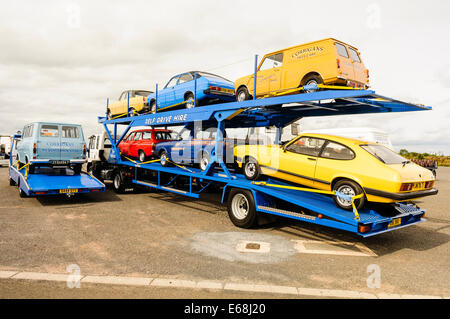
[8,135,105,197]
[98,83,432,238]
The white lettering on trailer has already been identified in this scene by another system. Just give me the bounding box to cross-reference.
[145,113,187,125]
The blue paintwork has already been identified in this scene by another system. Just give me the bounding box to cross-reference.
[98,88,431,237]
[9,164,104,197]
[16,122,86,165]
[147,71,235,110]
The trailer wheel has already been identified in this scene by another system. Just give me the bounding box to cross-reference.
[227,189,257,228]
[9,177,15,186]
[236,86,251,102]
[113,171,126,193]
[199,152,210,171]
[243,157,261,180]
[18,180,27,198]
[332,179,365,211]
[160,150,171,167]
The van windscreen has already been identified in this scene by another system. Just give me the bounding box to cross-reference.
[62,126,79,138]
[335,43,349,58]
[40,125,59,137]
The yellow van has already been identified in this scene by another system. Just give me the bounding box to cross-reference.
[234,38,369,101]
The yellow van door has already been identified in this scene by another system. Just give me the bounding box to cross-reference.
[334,42,355,82]
[347,47,366,86]
[255,53,284,96]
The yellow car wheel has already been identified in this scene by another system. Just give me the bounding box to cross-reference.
[243,157,261,180]
[332,179,365,211]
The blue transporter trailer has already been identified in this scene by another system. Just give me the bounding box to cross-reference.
[99,86,431,237]
[8,135,105,197]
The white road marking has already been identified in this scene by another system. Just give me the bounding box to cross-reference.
[0,269,446,299]
[151,278,197,288]
[12,272,73,282]
[224,283,298,295]
[82,275,152,286]
[0,271,18,278]
[292,240,377,257]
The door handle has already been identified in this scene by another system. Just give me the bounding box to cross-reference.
[307,157,316,161]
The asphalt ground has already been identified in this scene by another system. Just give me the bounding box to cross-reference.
[0,166,448,298]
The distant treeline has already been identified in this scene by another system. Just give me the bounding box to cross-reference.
[399,149,450,167]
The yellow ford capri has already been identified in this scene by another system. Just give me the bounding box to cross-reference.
[234,133,438,210]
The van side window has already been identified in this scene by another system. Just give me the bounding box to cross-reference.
[259,53,284,71]
[335,43,349,58]
[348,48,361,62]
[62,126,79,138]
[40,125,59,137]
[23,126,29,138]
[320,141,355,160]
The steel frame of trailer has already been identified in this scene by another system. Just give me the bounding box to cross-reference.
[98,86,431,237]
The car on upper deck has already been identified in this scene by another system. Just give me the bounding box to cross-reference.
[234,133,437,210]
[16,122,86,174]
[108,90,153,119]
[147,71,235,112]
[234,38,370,101]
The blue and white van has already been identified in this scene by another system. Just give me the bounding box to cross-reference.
[16,122,87,174]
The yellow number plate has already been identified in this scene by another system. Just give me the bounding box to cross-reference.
[59,189,78,194]
[413,182,424,190]
[388,218,401,228]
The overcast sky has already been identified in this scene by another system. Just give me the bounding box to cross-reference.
[1,0,449,154]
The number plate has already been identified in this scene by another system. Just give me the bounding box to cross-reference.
[413,182,424,190]
[59,189,78,194]
[51,160,70,165]
[388,218,401,228]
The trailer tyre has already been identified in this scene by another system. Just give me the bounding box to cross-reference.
[199,152,210,171]
[9,177,15,186]
[227,189,257,228]
[332,179,365,211]
[113,171,126,194]
[243,157,261,180]
[18,181,27,198]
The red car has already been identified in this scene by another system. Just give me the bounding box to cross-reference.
[119,129,179,162]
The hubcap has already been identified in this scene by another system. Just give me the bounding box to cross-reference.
[231,194,249,220]
[200,156,209,171]
[336,185,356,207]
[186,97,194,108]
[245,162,256,177]
[305,80,318,93]
[238,91,246,102]
[160,153,167,165]
[140,152,145,162]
